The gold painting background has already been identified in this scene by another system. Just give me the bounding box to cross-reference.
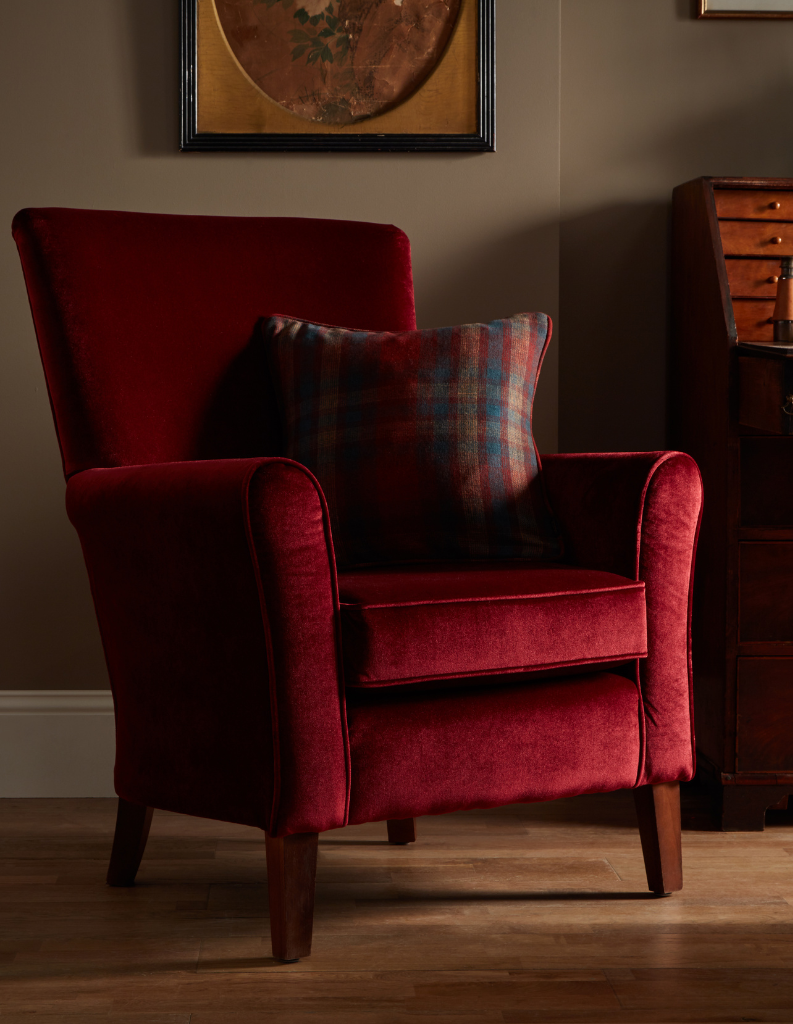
[197,0,478,135]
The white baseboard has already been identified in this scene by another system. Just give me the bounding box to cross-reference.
[0,690,115,797]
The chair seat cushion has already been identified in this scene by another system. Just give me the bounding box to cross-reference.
[338,561,647,688]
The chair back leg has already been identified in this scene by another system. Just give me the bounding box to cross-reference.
[387,818,417,844]
[265,832,318,961]
[106,798,154,887]
[633,782,683,894]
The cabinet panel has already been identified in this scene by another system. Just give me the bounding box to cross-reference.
[675,178,793,825]
[737,658,793,771]
[719,220,793,256]
[716,190,793,221]
[740,543,793,641]
[733,298,774,342]
[741,438,793,525]
[726,259,783,298]
[738,355,793,433]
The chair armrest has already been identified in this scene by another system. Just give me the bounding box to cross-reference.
[66,457,348,837]
[542,452,703,784]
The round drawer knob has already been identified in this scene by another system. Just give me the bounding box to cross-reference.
[770,276,780,284]
[772,236,783,244]
[771,201,782,210]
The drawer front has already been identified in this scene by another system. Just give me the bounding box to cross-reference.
[726,258,784,299]
[737,658,793,771]
[739,355,793,434]
[716,190,793,222]
[741,437,793,526]
[719,220,793,256]
[733,298,774,342]
[740,542,793,641]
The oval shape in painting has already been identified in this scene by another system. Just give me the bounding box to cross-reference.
[215,0,462,126]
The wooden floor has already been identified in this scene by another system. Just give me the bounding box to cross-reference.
[1,788,793,1023]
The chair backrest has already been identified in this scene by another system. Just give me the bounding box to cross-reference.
[13,208,416,478]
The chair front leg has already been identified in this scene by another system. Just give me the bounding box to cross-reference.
[106,798,154,886]
[265,832,319,961]
[633,782,683,894]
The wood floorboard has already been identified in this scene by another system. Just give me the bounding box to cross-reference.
[2,788,793,1021]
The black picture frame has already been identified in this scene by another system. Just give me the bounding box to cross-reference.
[180,0,495,152]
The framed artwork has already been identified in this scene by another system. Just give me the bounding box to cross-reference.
[181,0,495,152]
[698,0,793,16]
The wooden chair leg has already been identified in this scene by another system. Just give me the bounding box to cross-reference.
[106,798,154,887]
[633,782,683,894]
[265,832,318,962]
[387,818,416,844]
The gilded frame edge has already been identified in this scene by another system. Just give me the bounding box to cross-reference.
[697,0,793,17]
[180,0,495,152]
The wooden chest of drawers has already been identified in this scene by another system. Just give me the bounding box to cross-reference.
[738,346,793,434]
[673,177,793,829]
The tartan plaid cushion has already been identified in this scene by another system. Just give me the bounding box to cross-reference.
[265,312,562,568]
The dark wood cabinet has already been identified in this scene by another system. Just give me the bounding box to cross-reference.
[672,176,793,830]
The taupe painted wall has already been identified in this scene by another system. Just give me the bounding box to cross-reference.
[0,1,561,690]
[560,0,793,453]
[5,0,793,692]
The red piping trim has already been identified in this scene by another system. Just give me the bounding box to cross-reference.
[633,452,703,787]
[686,466,704,780]
[339,580,644,611]
[633,658,647,789]
[310,465,352,828]
[239,461,282,835]
[632,452,678,788]
[347,650,648,689]
[242,457,351,836]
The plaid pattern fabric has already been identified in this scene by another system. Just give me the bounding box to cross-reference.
[265,313,562,568]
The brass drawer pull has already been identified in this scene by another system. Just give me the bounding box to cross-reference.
[772,236,783,244]
[771,201,782,210]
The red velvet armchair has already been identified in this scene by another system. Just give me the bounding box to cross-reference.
[13,208,702,962]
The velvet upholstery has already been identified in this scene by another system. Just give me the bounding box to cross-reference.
[66,458,348,837]
[13,208,703,842]
[543,452,703,785]
[338,562,647,686]
[347,672,642,823]
[265,312,561,566]
[12,208,416,477]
